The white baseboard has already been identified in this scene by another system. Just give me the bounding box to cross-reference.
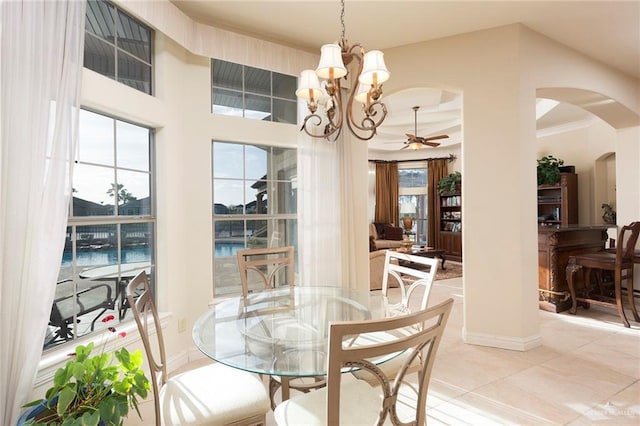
[462,328,542,351]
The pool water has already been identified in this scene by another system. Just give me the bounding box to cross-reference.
[61,242,245,267]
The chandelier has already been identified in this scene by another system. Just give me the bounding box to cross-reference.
[296,0,390,142]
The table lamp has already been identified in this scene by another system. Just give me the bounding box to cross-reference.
[400,203,415,237]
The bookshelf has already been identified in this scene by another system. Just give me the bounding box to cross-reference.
[537,172,578,227]
[437,187,462,262]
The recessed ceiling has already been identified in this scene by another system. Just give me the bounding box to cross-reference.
[170,1,639,79]
[170,1,638,150]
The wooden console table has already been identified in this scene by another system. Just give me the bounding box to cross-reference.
[538,225,608,312]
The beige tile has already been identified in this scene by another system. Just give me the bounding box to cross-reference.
[572,338,640,379]
[431,344,537,392]
[539,314,614,352]
[470,373,591,424]
[427,391,559,425]
[572,380,640,424]
[479,360,635,424]
[540,353,637,394]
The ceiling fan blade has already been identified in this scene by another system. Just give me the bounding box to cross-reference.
[422,141,441,147]
[422,134,449,141]
[400,144,410,150]
[405,133,417,139]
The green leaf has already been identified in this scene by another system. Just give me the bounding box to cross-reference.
[81,410,100,426]
[53,364,73,387]
[57,386,76,417]
[71,362,87,381]
[98,397,117,424]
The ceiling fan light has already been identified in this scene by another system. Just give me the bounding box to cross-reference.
[316,44,347,80]
[409,141,422,150]
[359,50,390,85]
[296,70,322,100]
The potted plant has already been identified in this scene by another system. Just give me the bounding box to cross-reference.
[437,172,462,195]
[537,155,564,185]
[19,315,150,426]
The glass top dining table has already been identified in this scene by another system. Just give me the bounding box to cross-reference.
[192,286,388,378]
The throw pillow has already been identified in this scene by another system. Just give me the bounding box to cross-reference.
[384,225,403,241]
[374,222,386,238]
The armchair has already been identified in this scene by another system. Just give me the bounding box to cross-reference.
[369,223,404,250]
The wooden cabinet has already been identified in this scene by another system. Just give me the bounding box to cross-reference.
[436,188,462,262]
[537,172,578,226]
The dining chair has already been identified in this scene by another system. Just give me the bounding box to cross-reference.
[236,245,324,408]
[237,246,295,295]
[126,271,270,426]
[566,221,640,327]
[381,250,440,314]
[273,298,454,425]
[353,250,439,384]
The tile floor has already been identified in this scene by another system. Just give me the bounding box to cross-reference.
[128,275,640,425]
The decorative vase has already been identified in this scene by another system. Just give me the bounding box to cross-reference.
[17,400,47,425]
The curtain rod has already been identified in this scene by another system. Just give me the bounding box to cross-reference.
[369,154,456,164]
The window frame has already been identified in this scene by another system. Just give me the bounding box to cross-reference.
[398,162,428,245]
[44,109,156,351]
[210,58,297,124]
[84,0,154,95]
[212,140,298,296]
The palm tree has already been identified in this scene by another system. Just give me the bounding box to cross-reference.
[107,183,137,204]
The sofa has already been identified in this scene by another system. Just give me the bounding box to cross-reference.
[369,250,399,290]
[369,223,404,250]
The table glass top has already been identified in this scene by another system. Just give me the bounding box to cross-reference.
[192,286,388,377]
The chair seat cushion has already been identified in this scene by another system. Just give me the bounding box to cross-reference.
[274,375,383,425]
[160,363,269,425]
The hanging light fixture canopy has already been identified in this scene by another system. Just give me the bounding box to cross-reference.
[296,0,390,142]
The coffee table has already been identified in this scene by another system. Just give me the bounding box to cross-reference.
[395,246,446,270]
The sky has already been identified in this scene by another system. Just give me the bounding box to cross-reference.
[75,109,150,205]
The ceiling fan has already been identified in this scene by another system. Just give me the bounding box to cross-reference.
[402,106,449,150]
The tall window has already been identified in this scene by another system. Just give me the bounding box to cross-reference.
[84,0,153,94]
[45,109,155,350]
[212,142,297,295]
[211,59,297,124]
[398,165,428,245]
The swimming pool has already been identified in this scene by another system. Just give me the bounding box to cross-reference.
[61,242,247,267]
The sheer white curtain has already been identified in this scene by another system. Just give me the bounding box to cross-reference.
[0,1,85,422]
[296,132,343,287]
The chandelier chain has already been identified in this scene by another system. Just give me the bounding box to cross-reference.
[340,0,346,42]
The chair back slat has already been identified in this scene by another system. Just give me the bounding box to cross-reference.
[382,250,439,313]
[617,221,640,266]
[326,298,453,425]
[237,246,295,295]
[126,271,166,426]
